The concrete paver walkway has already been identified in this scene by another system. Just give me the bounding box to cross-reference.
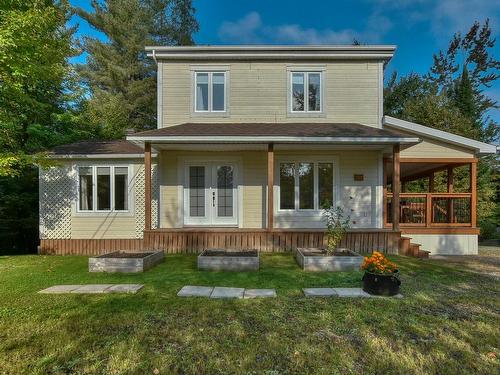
[39,284,144,294]
[303,287,403,298]
[177,285,277,299]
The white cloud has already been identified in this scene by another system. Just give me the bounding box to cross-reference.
[218,12,263,44]
[218,11,392,45]
[368,0,497,37]
[431,0,498,36]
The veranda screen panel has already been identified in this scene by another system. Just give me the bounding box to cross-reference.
[280,163,295,209]
[97,167,111,211]
[114,167,128,210]
[299,163,314,209]
[79,167,93,211]
[318,163,333,208]
[189,166,205,217]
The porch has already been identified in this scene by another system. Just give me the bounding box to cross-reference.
[383,157,478,233]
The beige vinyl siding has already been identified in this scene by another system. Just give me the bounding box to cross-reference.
[71,216,136,239]
[398,131,475,158]
[158,150,382,230]
[158,151,181,228]
[158,150,266,229]
[161,61,381,127]
[68,162,150,239]
[242,152,267,228]
[274,150,381,229]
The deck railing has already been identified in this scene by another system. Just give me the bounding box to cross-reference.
[385,193,472,227]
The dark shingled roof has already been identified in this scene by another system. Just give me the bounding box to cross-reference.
[131,122,408,138]
[51,140,143,155]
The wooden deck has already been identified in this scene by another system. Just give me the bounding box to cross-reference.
[39,229,401,255]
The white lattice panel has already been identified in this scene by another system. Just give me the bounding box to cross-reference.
[39,166,74,239]
[134,164,159,238]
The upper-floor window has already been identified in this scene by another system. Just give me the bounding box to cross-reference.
[78,166,130,212]
[195,72,226,112]
[290,72,322,113]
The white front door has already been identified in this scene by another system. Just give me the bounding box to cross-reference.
[184,163,238,226]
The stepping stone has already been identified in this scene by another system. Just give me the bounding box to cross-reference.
[303,288,337,297]
[244,289,277,299]
[177,285,214,297]
[332,288,371,298]
[70,284,114,294]
[210,287,244,299]
[106,284,144,294]
[370,293,404,299]
[38,285,81,294]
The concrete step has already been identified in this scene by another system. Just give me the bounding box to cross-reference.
[417,250,431,259]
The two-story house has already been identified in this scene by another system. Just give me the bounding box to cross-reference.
[39,45,497,256]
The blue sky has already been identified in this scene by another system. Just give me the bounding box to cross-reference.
[70,0,500,122]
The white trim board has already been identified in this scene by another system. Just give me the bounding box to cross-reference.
[383,116,497,155]
[145,45,397,61]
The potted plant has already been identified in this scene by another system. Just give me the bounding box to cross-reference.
[361,251,400,296]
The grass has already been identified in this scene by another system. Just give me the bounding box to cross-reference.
[0,253,499,374]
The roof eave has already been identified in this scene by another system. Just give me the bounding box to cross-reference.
[126,135,419,144]
[145,45,396,61]
[383,116,498,155]
[48,153,158,159]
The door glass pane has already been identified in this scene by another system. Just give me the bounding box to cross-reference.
[189,166,205,217]
[318,163,333,208]
[280,163,295,209]
[97,167,111,210]
[114,167,128,210]
[212,73,225,111]
[217,165,233,217]
[308,73,321,111]
[196,73,208,111]
[299,163,314,209]
[79,167,93,210]
[292,73,304,111]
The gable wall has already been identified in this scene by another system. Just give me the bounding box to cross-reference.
[160,60,382,128]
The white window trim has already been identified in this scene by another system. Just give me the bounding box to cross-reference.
[76,165,132,214]
[194,71,227,113]
[289,71,324,114]
[275,157,339,215]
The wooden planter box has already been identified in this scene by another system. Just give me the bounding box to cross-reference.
[295,248,363,272]
[197,249,259,271]
[89,251,164,273]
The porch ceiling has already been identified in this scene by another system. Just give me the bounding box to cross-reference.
[386,162,468,181]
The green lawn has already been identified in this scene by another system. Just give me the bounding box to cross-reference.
[0,253,499,374]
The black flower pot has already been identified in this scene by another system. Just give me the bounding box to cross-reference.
[362,270,401,296]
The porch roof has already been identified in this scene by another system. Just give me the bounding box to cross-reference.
[127,122,420,145]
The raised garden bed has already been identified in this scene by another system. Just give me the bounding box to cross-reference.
[197,249,259,271]
[295,248,363,272]
[89,251,164,273]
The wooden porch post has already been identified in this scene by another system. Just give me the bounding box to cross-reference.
[144,142,152,231]
[429,172,434,193]
[267,143,274,231]
[392,144,400,231]
[470,161,477,227]
[447,166,454,223]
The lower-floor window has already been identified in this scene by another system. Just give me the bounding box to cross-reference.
[78,166,129,212]
[279,161,335,211]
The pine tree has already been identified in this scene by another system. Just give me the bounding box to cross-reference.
[76,0,198,137]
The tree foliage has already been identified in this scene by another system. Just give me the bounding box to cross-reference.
[76,0,198,138]
[0,0,93,177]
[385,19,499,237]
